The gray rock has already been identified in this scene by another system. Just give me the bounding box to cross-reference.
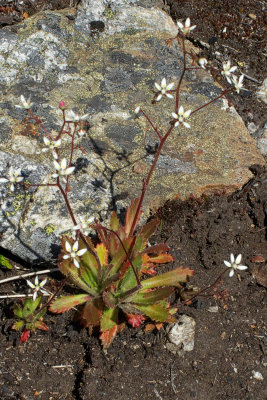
[256,78,267,104]
[166,315,196,354]
[0,2,264,263]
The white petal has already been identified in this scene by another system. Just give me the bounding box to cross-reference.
[40,278,47,287]
[77,248,87,256]
[174,121,179,127]
[166,82,174,90]
[65,241,71,252]
[61,158,67,170]
[183,122,191,129]
[172,112,178,119]
[53,160,60,170]
[73,241,79,252]
[229,269,234,277]
[235,254,242,264]
[27,280,35,289]
[224,260,231,268]
[0,178,9,183]
[184,109,191,118]
[16,177,23,183]
[230,66,237,73]
[155,82,161,91]
[177,21,184,30]
[166,93,174,99]
[230,253,235,263]
[33,291,37,301]
[80,113,89,120]
[10,183,15,191]
[74,259,80,268]
[190,25,196,31]
[161,78,167,88]
[156,94,162,101]
[43,137,50,145]
[52,173,59,179]
[178,106,184,115]
[185,18,191,28]
[55,139,62,147]
[65,167,75,175]
[236,265,247,271]
[63,255,70,259]
[34,276,39,285]
[134,106,140,114]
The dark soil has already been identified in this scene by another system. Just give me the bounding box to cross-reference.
[0,1,266,400]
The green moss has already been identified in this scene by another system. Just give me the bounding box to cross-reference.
[44,224,56,235]
[104,7,115,19]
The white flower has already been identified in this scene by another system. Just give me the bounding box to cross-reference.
[154,78,174,101]
[27,276,49,301]
[232,75,244,94]
[177,18,196,35]
[77,129,86,138]
[199,57,208,69]
[63,240,87,268]
[172,106,191,128]
[52,158,75,179]
[73,216,95,236]
[65,110,89,122]
[15,95,33,109]
[221,61,238,84]
[224,254,248,277]
[134,106,141,115]
[0,167,23,192]
[42,137,61,159]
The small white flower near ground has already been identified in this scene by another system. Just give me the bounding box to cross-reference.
[0,167,24,192]
[26,276,49,301]
[52,159,75,179]
[154,78,174,101]
[232,75,245,94]
[172,106,191,128]
[73,217,95,236]
[63,240,87,268]
[42,137,61,159]
[198,57,208,69]
[177,18,196,35]
[65,110,89,122]
[15,95,33,109]
[221,61,238,84]
[224,253,247,277]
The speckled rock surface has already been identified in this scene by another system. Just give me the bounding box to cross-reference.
[0,0,264,263]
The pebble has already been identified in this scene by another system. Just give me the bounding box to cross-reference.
[166,315,196,354]
[252,370,264,381]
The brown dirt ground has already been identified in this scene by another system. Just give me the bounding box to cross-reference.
[0,1,266,400]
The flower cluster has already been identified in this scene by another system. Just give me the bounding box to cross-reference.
[63,240,87,268]
[0,167,23,192]
[172,106,191,129]
[221,61,245,94]
[154,78,174,101]
[27,276,49,301]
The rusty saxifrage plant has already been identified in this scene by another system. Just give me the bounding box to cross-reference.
[1,19,247,346]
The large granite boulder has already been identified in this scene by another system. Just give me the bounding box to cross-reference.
[0,0,264,263]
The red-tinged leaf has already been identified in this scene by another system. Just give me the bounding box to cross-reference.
[136,303,170,322]
[109,237,133,274]
[124,198,142,236]
[100,325,118,349]
[103,290,117,308]
[79,298,104,327]
[110,211,120,231]
[11,320,24,331]
[137,219,160,243]
[58,259,95,294]
[141,267,194,290]
[142,244,171,254]
[35,321,49,331]
[96,243,108,266]
[126,313,145,328]
[49,294,91,313]
[251,255,265,263]
[100,308,118,332]
[20,329,30,343]
[129,287,174,305]
[147,253,174,264]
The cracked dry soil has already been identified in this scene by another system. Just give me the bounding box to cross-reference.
[0,1,266,399]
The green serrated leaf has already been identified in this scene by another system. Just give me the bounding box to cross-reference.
[135,302,170,322]
[0,254,13,270]
[100,308,118,332]
[50,294,91,313]
[127,287,174,305]
[141,267,193,289]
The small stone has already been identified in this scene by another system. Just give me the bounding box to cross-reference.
[256,78,267,104]
[252,370,264,381]
[257,138,267,156]
[208,306,219,313]
[166,315,196,354]
[247,122,258,134]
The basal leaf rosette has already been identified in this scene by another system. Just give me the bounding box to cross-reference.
[50,201,194,348]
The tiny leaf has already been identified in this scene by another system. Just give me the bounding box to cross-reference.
[100,325,118,349]
[0,254,13,270]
